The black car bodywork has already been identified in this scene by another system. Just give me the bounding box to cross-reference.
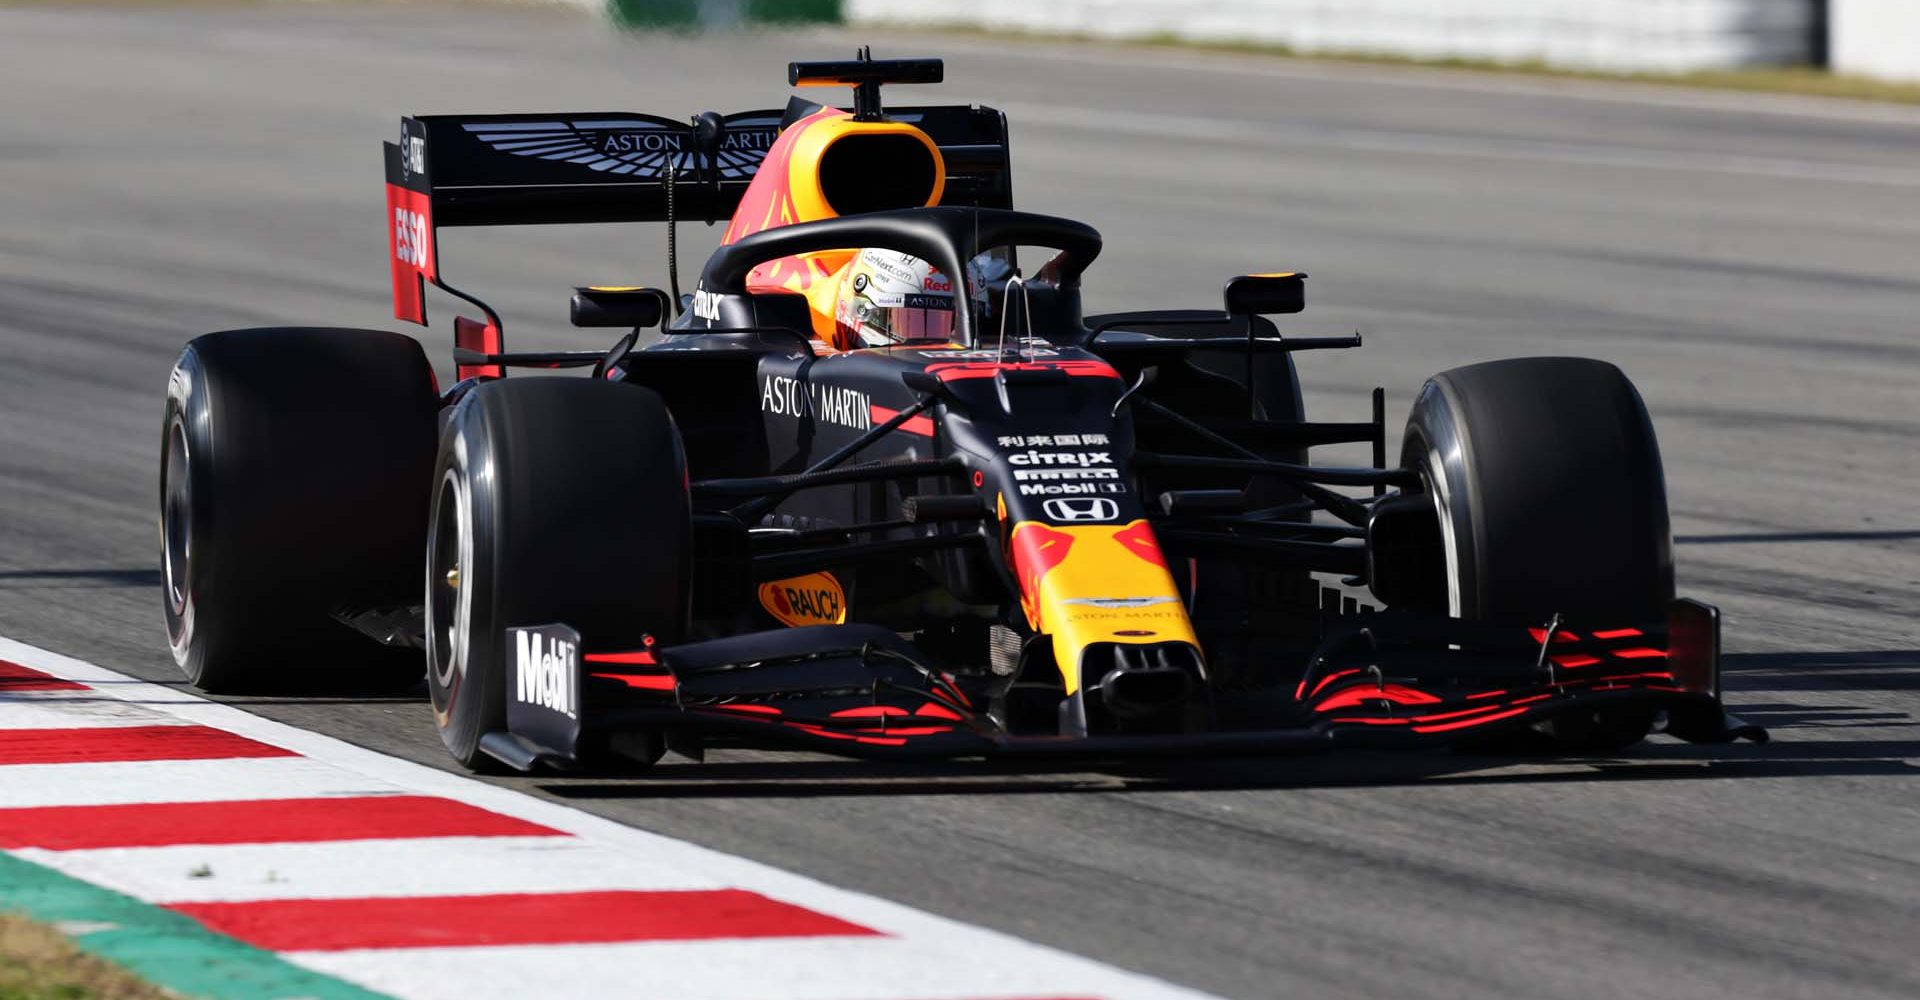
[166,56,1764,772]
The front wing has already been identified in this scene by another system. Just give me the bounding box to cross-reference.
[480,600,1766,771]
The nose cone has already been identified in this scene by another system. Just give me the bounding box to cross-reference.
[1091,641,1205,720]
[1008,519,1204,696]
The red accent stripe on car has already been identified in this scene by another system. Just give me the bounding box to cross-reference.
[454,315,502,381]
[590,672,676,691]
[0,660,87,692]
[585,651,656,665]
[1314,683,1443,712]
[386,182,435,325]
[1411,705,1512,724]
[922,360,1120,381]
[1113,520,1170,570]
[0,796,562,851]
[1411,706,1530,733]
[0,726,296,766]
[786,723,858,741]
[869,405,935,437]
[1307,668,1361,699]
[938,674,975,709]
[169,889,881,952]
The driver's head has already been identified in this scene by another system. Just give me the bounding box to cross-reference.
[834,248,956,348]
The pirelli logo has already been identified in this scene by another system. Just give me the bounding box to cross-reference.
[1013,468,1121,481]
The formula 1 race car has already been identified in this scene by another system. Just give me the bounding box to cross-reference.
[160,53,1764,772]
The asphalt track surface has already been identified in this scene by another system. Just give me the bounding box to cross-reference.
[2,7,1917,999]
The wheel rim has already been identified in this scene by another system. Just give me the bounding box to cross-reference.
[1414,436,1465,619]
[426,466,473,696]
[161,418,193,623]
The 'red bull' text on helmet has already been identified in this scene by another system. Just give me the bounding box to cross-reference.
[834,248,957,348]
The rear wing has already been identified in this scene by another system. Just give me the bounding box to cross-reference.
[383,104,1013,326]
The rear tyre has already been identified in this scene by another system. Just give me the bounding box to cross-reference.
[1402,357,1673,751]
[162,328,438,692]
[426,378,691,771]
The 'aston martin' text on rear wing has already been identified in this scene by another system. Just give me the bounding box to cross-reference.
[383,104,1013,325]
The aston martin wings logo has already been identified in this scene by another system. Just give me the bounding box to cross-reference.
[462,117,781,179]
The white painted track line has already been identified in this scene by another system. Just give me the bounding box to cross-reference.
[0,692,191,729]
[20,837,725,903]
[298,935,1165,1000]
[0,756,403,809]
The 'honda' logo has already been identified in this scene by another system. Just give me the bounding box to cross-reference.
[1043,497,1119,522]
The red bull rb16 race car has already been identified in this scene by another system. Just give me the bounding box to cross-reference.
[159,53,1765,771]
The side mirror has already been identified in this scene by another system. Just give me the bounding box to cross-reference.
[1224,272,1307,316]
[571,287,669,329]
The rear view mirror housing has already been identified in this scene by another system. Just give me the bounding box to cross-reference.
[571,286,669,329]
[1224,272,1306,316]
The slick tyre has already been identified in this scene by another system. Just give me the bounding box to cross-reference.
[1403,357,1673,751]
[161,328,439,692]
[1402,357,1673,623]
[425,378,691,772]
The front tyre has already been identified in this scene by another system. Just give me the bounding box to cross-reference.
[1402,357,1674,624]
[426,378,691,771]
[1402,357,1674,751]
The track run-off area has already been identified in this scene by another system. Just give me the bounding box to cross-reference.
[0,636,1208,999]
[2,6,1918,1000]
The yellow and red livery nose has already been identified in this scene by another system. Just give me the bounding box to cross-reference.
[1009,519,1201,693]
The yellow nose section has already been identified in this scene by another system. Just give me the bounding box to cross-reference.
[1009,519,1201,694]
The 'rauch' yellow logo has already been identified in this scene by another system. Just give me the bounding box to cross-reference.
[757,572,847,627]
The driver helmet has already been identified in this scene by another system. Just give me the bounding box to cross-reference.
[834,248,956,348]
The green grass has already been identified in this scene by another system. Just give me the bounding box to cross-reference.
[0,915,173,1000]
[0,854,388,1000]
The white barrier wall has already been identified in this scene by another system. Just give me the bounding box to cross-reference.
[1831,0,1920,81]
[846,0,1818,73]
